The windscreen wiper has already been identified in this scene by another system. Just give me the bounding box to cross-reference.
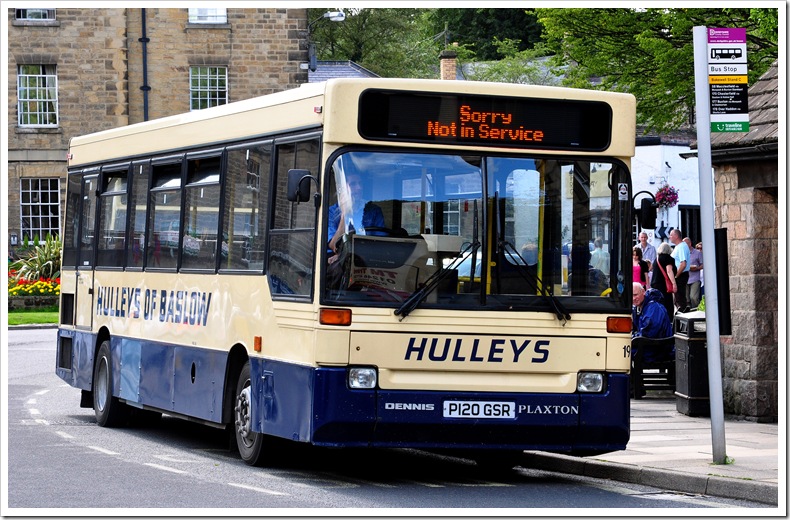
[394,240,480,321]
[500,240,572,326]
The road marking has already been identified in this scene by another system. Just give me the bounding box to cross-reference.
[154,454,201,463]
[56,431,74,439]
[455,480,514,487]
[28,408,41,415]
[329,475,397,488]
[401,479,444,488]
[35,419,50,426]
[87,446,119,455]
[35,389,50,396]
[26,399,37,405]
[228,483,287,496]
[144,463,187,474]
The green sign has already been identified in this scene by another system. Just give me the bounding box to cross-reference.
[711,121,749,132]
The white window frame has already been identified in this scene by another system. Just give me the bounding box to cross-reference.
[15,8,56,20]
[20,178,62,241]
[188,8,227,24]
[17,65,58,127]
[189,66,228,111]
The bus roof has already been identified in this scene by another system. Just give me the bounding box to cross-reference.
[68,78,635,169]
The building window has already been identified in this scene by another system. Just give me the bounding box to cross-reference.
[15,9,56,20]
[188,8,227,24]
[20,178,61,241]
[190,66,228,110]
[17,65,58,127]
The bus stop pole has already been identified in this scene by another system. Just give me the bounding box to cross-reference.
[692,26,727,464]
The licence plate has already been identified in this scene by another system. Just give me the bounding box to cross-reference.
[443,401,516,419]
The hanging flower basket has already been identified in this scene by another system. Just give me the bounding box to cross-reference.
[655,185,679,209]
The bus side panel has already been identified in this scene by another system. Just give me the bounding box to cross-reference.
[172,345,226,423]
[55,328,95,391]
[137,341,175,412]
[134,341,227,423]
[249,358,314,442]
[575,373,630,452]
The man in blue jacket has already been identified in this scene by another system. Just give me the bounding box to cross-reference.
[632,282,674,362]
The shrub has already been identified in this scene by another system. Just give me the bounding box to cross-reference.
[10,233,62,282]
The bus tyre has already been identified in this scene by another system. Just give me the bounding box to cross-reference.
[93,340,129,427]
[234,361,265,466]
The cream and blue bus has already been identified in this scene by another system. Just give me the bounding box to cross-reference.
[56,78,637,467]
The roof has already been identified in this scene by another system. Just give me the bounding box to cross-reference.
[308,60,379,83]
[709,60,779,150]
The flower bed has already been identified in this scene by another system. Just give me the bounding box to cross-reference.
[8,273,60,309]
[8,277,61,297]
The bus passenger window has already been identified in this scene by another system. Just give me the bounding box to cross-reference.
[126,162,150,269]
[223,143,271,271]
[147,162,182,270]
[97,168,129,268]
[182,156,221,271]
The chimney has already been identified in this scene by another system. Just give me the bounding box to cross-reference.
[439,49,457,80]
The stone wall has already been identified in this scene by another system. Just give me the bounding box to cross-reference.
[8,8,308,256]
[126,8,307,123]
[714,163,779,421]
[7,8,130,249]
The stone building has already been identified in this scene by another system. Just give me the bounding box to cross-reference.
[7,7,308,255]
[708,61,779,422]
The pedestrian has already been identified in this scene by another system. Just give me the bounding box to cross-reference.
[632,246,649,289]
[637,231,657,269]
[685,239,703,308]
[651,242,677,322]
[669,229,690,313]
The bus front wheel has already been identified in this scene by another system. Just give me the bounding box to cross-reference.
[93,340,129,427]
[234,361,265,466]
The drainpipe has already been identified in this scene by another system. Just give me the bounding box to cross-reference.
[139,8,150,121]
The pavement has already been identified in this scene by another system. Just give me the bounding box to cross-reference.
[522,394,783,507]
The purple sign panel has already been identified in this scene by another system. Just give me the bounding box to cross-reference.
[708,27,747,44]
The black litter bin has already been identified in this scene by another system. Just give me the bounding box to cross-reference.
[674,312,710,416]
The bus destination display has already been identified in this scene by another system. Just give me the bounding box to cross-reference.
[359,89,612,151]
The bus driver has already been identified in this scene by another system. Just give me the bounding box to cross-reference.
[327,172,385,263]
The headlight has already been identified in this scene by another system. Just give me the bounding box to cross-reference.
[348,367,377,389]
[577,372,604,393]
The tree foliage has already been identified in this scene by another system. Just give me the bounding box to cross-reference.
[308,8,436,78]
[536,8,779,133]
[422,8,543,60]
[461,39,560,86]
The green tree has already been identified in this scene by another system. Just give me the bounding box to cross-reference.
[423,9,543,60]
[536,8,779,133]
[462,39,560,85]
[309,8,435,78]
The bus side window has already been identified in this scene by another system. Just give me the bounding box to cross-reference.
[223,142,271,271]
[126,162,150,269]
[96,167,129,268]
[182,155,221,271]
[268,138,319,297]
[62,174,82,267]
[147,162,182,270]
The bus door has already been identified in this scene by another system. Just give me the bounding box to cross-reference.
[75,174,98,330]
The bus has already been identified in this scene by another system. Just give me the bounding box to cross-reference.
[56,78,638,467]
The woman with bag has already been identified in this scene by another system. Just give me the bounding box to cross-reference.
[651,242,677,322]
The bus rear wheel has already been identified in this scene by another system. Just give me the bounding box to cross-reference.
[234,361,265,466]
[93,340,129,427]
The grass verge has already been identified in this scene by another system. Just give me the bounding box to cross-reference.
[7,306,59,326]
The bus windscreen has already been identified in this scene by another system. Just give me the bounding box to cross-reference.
[358,89,613,151]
